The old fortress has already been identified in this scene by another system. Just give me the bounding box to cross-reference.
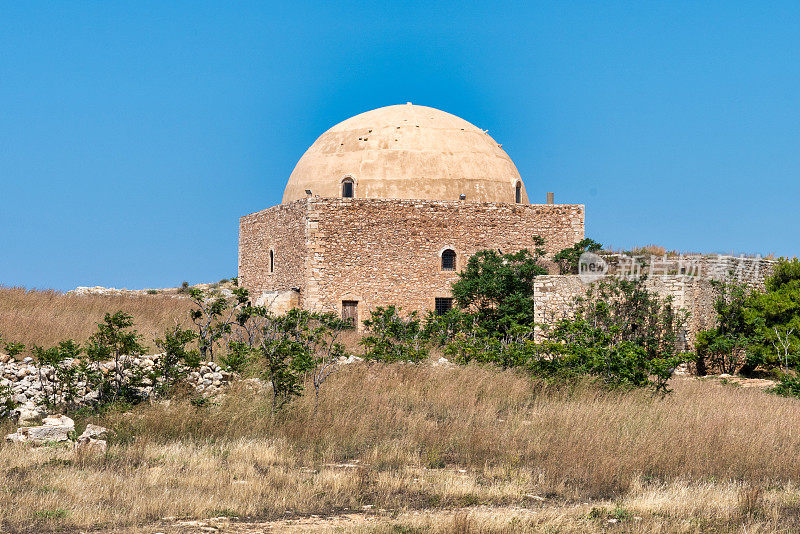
[238,103,769,341]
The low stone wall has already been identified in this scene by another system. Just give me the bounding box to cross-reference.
[0,354,234,421]
[533,275,719,347]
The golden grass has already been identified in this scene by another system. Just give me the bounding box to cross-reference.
[0,286,194,351]
[3,364,800,532]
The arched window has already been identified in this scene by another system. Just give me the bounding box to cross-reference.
[441,249,456,271]
[342,177,354,198]
[515,182,522,203]
[269,250,274,273]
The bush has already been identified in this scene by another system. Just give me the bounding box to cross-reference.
[538,277,690,392]
[772,373,800,398]
[31,340,85,409]
[220,341,253,373]
[361,306,428,362]
[0,383,17,419]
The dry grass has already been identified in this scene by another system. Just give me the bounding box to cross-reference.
[0,286,194,350]
[3,364,800,532]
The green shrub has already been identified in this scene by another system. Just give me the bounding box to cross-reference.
[361,306,428,362]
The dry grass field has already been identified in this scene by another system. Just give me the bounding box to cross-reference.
[0,286,194,350]
[3,363,800,533]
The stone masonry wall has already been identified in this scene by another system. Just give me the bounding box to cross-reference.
[304,198,585,324]
[239,201,308,298]
[533,275,720,347]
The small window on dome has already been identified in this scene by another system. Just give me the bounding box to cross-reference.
[342,178,354,198]
[515,182,522,204]
[441,249,456,271]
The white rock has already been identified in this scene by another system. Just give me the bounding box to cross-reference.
[79,424,109,440]
[43,415,75,428]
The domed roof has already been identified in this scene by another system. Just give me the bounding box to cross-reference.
[282,104,528,204]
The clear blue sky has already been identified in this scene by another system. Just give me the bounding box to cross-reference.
[2,1,799,290]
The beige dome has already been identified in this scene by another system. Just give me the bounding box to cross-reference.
[282,104,528,204]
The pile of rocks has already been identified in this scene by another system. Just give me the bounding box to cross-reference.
[5,414,110,453]
[0,353,236,419]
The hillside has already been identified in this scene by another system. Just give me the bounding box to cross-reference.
[0,285,194,350]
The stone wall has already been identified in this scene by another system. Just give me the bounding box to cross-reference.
[239,201,308,297]
[533,275,720,347]
[304,198,584,324]
[239,198,585,323]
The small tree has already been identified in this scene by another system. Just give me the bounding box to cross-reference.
[694,282,752,375]
[244,308,347,410]
[153,325,199,393]
[32,340,83,409]
[85,311,147,404]
[742,258,800,373]
[188,286,250,361]
[451,242,548,334]
[553,238,603,274]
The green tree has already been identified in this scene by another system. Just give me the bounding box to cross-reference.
[85,311,147,404]
[743,258,800,373]
[553,238,603,275]
[153,325,199,393]
[450,242,548,333]
[694,282,752,375]
[188,286,250,361]
[242,308,347,410]
[31,340,84,409]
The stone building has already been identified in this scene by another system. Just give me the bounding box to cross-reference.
[239,103,585,324]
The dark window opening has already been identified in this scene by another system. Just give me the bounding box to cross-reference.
[269,250,274,273]
[342,300,358,325]
[342,179,354,198]
[435,297,453,315]
[441,249,456,271]
[515,182,521,203]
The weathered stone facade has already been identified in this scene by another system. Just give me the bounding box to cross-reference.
[239,198,585,325]
[533,275,719,347]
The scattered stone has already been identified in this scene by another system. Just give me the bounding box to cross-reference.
[79,424,109,440]
[6,413,74,444]
[75,437,107,455]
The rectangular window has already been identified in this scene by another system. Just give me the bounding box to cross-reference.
[434,297,453,315]
[342,300,358,325]
[342,181,354,198]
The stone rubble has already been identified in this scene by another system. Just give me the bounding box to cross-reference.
[5,414,75,444]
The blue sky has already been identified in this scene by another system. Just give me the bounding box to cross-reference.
[2,1,799,290]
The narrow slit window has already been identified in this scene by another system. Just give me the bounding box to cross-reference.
[342,178,354,198]
[435,297,453,315]
[269,250,274,273]
[515,182,521,203]
[441,249,456,271]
